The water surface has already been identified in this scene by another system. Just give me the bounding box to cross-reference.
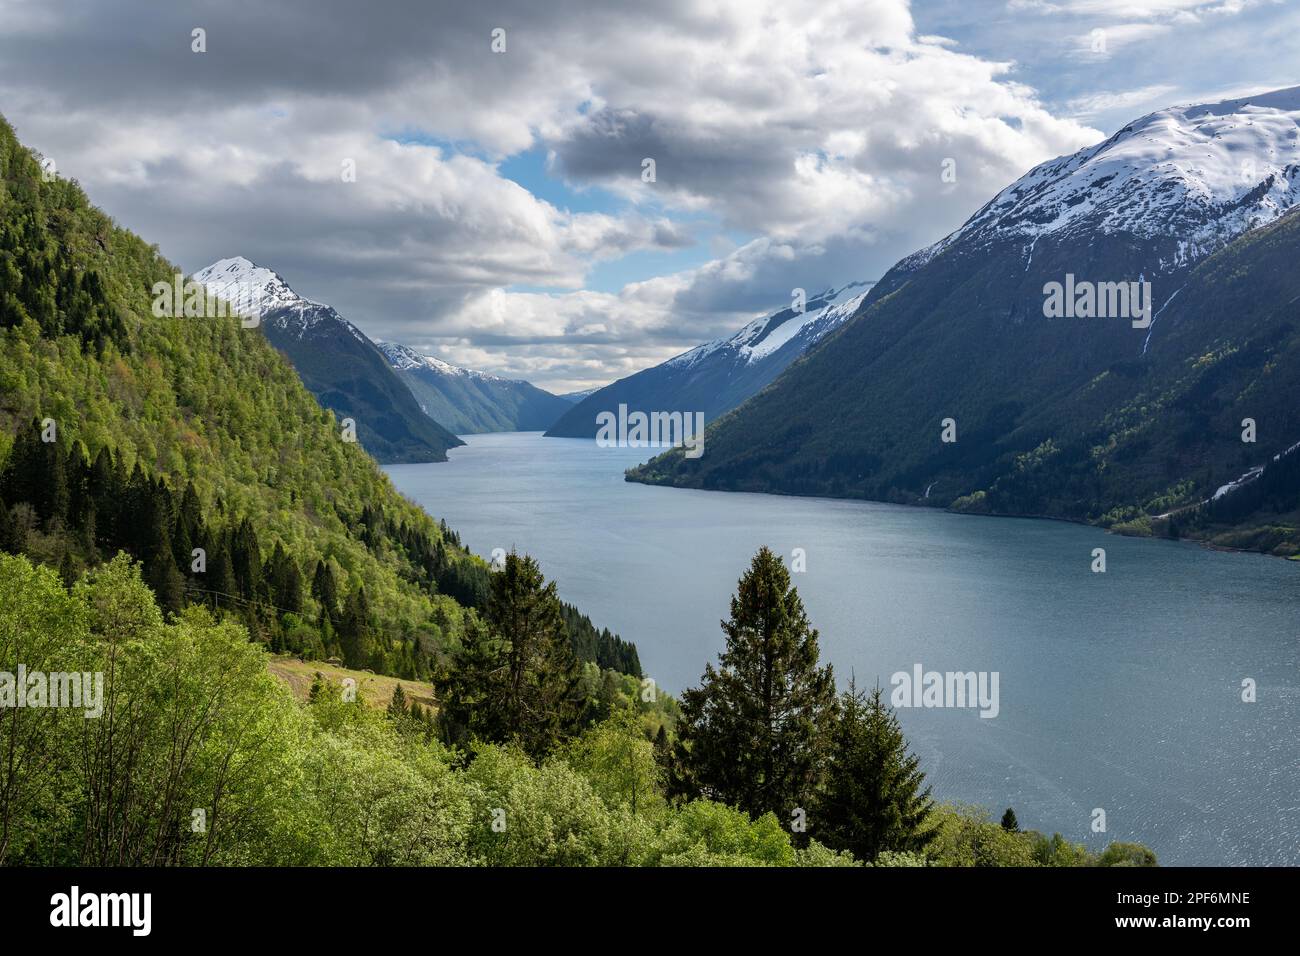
[387,432,1300,865]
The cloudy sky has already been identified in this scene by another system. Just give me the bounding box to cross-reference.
[0,0,1295,391]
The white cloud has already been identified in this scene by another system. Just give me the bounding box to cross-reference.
[0,0,1109,389]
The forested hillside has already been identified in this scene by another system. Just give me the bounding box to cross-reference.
[0,113,636,683]
[633,207,1300,555]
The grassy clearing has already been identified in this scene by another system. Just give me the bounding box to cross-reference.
[267,655,436,711]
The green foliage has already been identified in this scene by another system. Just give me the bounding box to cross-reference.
[1097,841,1159,867]
[562,706,663,815]
[651,801,795,866]
[0,551,1158,867]
[926,804,1157,868]
[816,680,936,861]
[927,804,1039,867]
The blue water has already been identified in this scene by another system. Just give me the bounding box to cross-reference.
[387,432,1300,865]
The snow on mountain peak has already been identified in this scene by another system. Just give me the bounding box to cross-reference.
[191,256,317,318]
[916,86,1300,273]
[190,257,373,342]
[667,284,870,371]
[377,341,513,383]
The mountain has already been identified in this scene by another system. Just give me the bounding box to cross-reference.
[544,283,871,439]
[560,388,597,403]
[630,87,1300,554]
[192,257,462,463]
[377,342,572,434]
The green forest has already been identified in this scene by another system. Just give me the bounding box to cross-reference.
[0,548,1155,866]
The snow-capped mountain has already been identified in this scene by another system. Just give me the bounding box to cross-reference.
[192,257,462,463]
[629,86,1300,540]
[900,86,1300,278]
[544,283,871,439]
[380,342,507,383]
[377,342,572,434]
[193,257,369,342]
[666,285,870,372]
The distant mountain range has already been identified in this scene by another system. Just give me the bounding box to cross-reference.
[193,257,462,463]
[544,283,872,439]
[631,86,1300,554]
[377,342,572,434]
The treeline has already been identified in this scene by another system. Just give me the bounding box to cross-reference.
[0,418,643,682]
[0,549,1155,867]
[562,603,641,677]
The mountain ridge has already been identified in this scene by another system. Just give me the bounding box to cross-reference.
[544,282,872,439]
[629,87,1300,555]
[377,341,573,434]
[193,257,463,463]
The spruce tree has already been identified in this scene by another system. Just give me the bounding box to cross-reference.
[205,536,238,608]
[673,546,836,821]
[87,446,118,554]
[0,496,14,554]
[140,490,185,616]
[338,586,374,670]
[435,551,578,757]
[816,681,936,862]
[312,559,340,624]
[487,551,578,756]
[1001,808,1019,832]
[387,683,409,719]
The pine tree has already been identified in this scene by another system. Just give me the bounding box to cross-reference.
[338,586,374,670]
[0,420,39,513]
[816,681,936,862]
[140,486,185,616]
[205,535,238,608]
[40,435,69,528]
[672,547,835,821]
[264,542,303,613]
[1000,808,1019,832]
[486,551,578,756]
[57,550,78,587]
[311,559,340,624]
[653,724,671,767]
[87,446,118,554]
[0,495,14,554]
[387,683,409,719]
